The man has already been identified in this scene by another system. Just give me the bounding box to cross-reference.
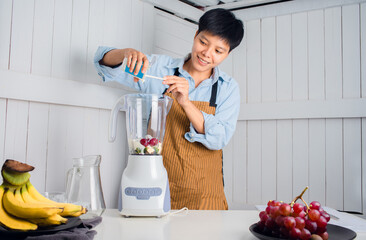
[95,8,244,210]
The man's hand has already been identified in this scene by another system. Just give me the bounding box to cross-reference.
[100,48,149,83]
[163,76,205,133]
[122,48,149,82]
[163,76,190,107]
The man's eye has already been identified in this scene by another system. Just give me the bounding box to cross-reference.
[200,39,206,45]
[216,50,222,54]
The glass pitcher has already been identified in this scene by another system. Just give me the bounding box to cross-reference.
[66,155,106,218]
[109,94,173,155]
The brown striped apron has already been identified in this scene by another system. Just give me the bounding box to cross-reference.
[161,68,228,210]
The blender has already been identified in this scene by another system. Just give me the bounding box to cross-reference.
[109,94,173,217]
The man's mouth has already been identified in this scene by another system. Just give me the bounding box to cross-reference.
[197,56,210,65]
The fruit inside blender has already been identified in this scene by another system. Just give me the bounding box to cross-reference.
[132,135,162,155]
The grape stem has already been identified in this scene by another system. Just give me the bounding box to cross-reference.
[290,186,310,213]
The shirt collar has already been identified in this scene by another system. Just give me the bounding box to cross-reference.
[167,55,230,83]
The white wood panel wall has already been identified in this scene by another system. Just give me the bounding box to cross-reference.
[233,2,366,213]
[0,0,155,208]
[151,1,366,213]
[1,0,366,213]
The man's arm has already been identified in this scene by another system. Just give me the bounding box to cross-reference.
[99,49,125,67]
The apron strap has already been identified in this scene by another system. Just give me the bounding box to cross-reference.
[165,68,218,107]
[209,81,218,107]
[161,68,180,95]
[174,68,180,77]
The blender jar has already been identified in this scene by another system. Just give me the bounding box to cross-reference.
[109,94,173,155]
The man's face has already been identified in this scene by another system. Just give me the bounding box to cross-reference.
[190,31,230,72]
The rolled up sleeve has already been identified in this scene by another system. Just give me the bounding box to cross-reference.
[94,46,118,82]
[184,83,240,150]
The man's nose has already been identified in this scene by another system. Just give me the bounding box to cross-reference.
[202,47,213,57]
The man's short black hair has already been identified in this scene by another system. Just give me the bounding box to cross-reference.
[198,8,244,52]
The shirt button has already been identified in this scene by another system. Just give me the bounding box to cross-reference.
[190,133,195,137]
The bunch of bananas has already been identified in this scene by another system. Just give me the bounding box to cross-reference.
[0,160,86,231]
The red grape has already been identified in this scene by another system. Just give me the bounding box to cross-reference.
[293,203,304,213]
[260,211,269,223]
[321,212,330,222]
[309,201,321,210]
[140,138,149,147]
[298,211,306,218]
[319,231,329,240]
[290,227,301,239]
[308,209,321,221]
[279,203,291,216]
[284,217,296,229]
[300,228,311,240]
[275,215,285,226]
[270,206,280,218]
[266,206,272,214]
[148,138,158,146]
[317,216,327,228]
[305,219,317,233]
[265,217,276,230]
[295,217,305,229]
[316,226,327,234]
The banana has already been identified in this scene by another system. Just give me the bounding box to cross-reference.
[29,214,68,227]
[3,187,63,219]
[21,184,39,204]
[69,207,87,217]
[53,213,68,223]
[26,182,83,217]
[0,185,38,230]
[14,187,25,203]
[20,184,68,226]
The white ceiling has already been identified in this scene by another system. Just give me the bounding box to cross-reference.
[179,0,289,10]
[141,0,293,24]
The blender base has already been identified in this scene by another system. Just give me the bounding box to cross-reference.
[119,155,171,217]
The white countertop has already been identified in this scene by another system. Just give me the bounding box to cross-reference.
[93,209,366,240]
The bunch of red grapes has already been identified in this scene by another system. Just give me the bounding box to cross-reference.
[257,188,330,240]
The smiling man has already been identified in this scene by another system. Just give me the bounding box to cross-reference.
[94,8,244,210]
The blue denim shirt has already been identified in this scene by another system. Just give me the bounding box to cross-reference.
[94,46,240,150]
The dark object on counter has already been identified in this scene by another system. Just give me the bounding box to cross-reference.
[0,216,102,240]
[2,159,35,173]
[249,223,357,240]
